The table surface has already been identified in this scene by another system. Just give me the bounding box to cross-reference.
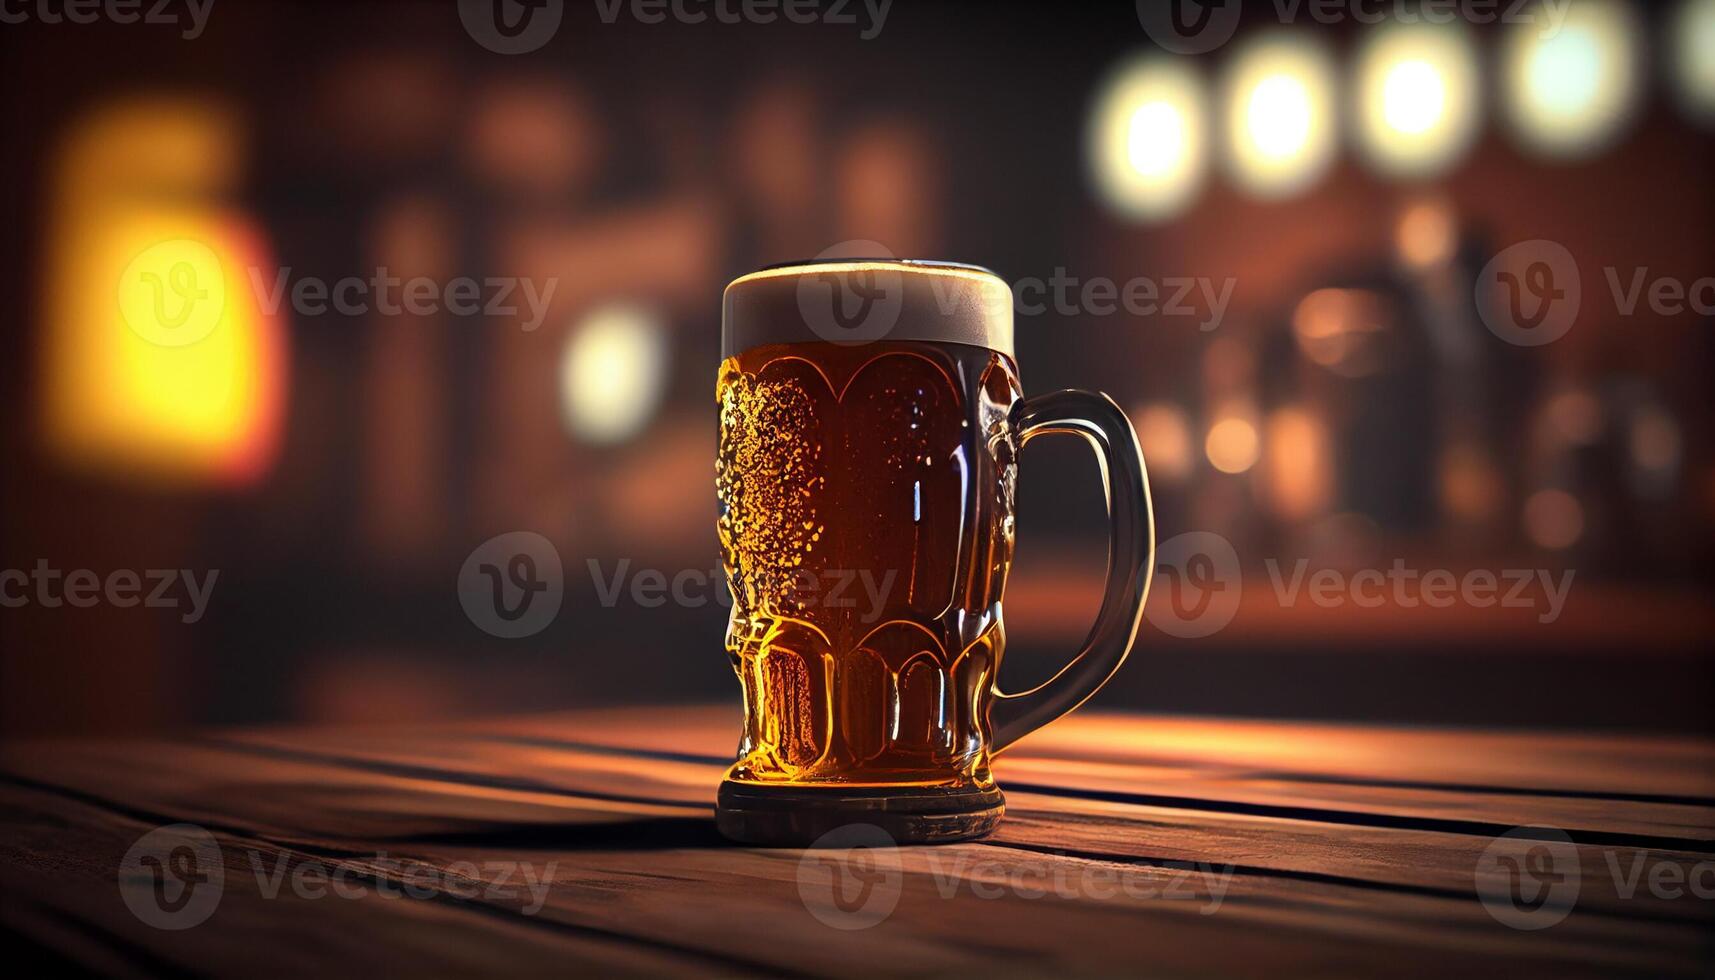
[2,706,1711,977]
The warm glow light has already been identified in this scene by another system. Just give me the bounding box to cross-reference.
[1089,57,1208,221]
[1291,288,1389,376]
[1440,443,1503,522]
[1354,23,1480,177]
[1223,33,1337,198]
[42,98,285,486]
[1544,388,1603,446]
[1670,0,1715,122]
[560,303,668,444]
[1133,402,1194,482]
[1630,407,1681,473]
[1264,406,1331,519]
[1524,488,1584,549]
[1395,196,1458,270]
[1503,0,1643,158]
[1206,416,1260,474]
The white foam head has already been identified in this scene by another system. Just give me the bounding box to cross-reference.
[722,259,1014,359]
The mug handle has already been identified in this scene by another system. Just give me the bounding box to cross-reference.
[990,389,1155,752]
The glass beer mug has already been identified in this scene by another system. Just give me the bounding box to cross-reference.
[715,259,1154,844]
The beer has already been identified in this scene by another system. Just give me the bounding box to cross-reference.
[717,338,1020,788]
[716,259,1152,844]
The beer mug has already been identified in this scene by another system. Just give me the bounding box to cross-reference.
[715,259,1154,844]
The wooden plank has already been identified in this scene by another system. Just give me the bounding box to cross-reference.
[0,782,753,976]
[0,771,1690,979]
[2,707,1711,977]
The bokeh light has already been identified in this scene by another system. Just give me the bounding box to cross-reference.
[1503,0,1644,158]
[1292,288,1389,377]
[1544,388,1603,446]
[42,97,285,486]
[1524,488,1585,549]
[1264,406,1331,519]
[1439,443,1504,523]
[1630,406,1681,474]
[1395,196,1458,271]
[1088,56,1208,222]
[560,303,668,444]
[1206,416,1260,474]
[1353,22,1481,178]
[1133,402,1194,482]
[1670,0,1715,122]
[1223,33,1338,199]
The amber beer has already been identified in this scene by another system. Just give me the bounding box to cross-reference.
[716,260,1153,844]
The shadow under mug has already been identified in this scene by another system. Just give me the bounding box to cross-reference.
[715,259,1154,844]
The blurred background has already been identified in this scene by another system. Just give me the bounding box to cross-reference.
[0,0,1710,736]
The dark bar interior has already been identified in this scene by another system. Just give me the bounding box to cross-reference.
[1,0,1711,975]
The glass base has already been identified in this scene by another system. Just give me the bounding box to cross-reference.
[715,780,1005,846]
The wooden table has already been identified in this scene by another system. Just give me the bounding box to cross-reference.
[2,707,1711,977]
